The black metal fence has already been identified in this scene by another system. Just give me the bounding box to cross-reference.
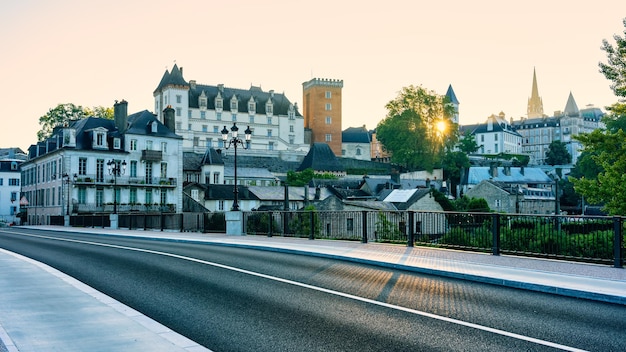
[243,210,624,268]
[63,210,624,268]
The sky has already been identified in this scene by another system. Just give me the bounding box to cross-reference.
[1,0,624,152]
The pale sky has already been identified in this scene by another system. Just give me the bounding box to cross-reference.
[1,0,624,152]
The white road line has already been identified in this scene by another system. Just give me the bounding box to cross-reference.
[13,232,589,352]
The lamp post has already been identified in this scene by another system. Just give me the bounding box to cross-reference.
[221,123,252,211]
[107,159,127,214]
[62,173,70,216]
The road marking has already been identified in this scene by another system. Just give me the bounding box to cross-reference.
[8,231,588,352]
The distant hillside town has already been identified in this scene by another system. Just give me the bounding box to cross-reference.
[5,65,606,226]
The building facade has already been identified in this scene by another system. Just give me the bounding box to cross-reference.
[302,78,344,156]
[0,149,25,224]
[21,101,183,225]
[153,64,308,159]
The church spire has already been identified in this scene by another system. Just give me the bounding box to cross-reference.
[527,67,544,118]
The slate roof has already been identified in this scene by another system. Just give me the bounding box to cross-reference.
[297,143,345,172]
[445,84,460,104]
[472,116,522,137]
[125,110,181,139]
[154,64,302,117]
[563,92,579,117]
[224,167,276,180]
[466,167,552,185]
[202,184,259,201]
[342,126,371,143]
[200,147,224,165]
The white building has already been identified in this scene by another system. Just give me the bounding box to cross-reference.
[21,101,183,225]
[153,64,309,158]
[469,113,523,155]
[0,148,26,224]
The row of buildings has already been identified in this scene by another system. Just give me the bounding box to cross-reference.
[4,65,604,225]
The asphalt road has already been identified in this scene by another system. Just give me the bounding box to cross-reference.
[1,228,625,351]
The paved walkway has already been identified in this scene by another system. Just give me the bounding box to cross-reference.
[1,225,625,351]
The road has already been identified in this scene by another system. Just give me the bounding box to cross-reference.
[1,227,625,351]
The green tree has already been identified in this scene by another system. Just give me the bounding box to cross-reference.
[457,132,480,154]
[545,140,572,165]
[376,85,458,172]
[285,168,336,187]
[570,18,626,215]
[37,103,114,141]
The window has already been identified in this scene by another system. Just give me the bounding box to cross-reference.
[95,132,105,147]
[145,162,153,184]
[176,107,182,116]
[325,91,332,99]
[145,189,153,204]
[10,192,17,202]
[356,148,361,155]
[232,113,237,121]
[248,98,256,114]
[266,102,273,116]
[218,200,224,211]
[215,96,223,111]
[267,129,272,137]
[495,134,498,141]
[216,112,222,121]
[249,116,254,124]
[202,125,208,132]
[289,125,294,133]
[96,159,104,182]
[325,116,332,124]
[346,218,354,232]
[268,142,274,151]
[288,105,295,120]
[130,160,137,177]
[8,178,19,186]
[78,187,86,204]
[130,188,137,204]
[176,95,182,104]
[188,110,192,118]
[161,142,167,153]
[193,137,199,147]
[176,122,182,130]
[160,162,167,178]
[267,116,272,125]
[79,158,87,175]
[325,103,332,111]
[325,134,332,142]
[113,138,121,149]
[160,191,167,205]
[200,111,206,119]
[213,126,219,133]
[95,189,103,207]
[213,172,220,184]
[230,97,238,111]
[188,123,192,131]
[130,139,137,151]
[191,189,199,201]
[146,140,153,150]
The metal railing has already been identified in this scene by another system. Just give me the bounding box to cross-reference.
[243,210,624,268]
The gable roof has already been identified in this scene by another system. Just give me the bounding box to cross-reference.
[297,143,345,172]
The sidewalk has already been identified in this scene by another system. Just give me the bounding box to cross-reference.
[2,225,626,351]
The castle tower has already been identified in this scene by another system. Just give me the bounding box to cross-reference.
[302,78,344,156]
[527,67,544,118]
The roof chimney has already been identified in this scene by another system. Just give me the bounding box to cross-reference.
[163,105,176,132]
[114,100,128,133]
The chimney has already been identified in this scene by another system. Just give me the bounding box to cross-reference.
[504,166,511,176]
[114,100,128,133]
[390,169,400,184]
[190,80,196,89]
[520,166,525,175]
[487,115,494,131]
[314,186,321,200]
[163,105,176,132]
[489,163,498,178]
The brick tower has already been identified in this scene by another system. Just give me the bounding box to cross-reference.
[302,78,343,156]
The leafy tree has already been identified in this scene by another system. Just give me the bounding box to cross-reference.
[545,140,572,165]
[376,85,458,172]
[37,103,114,141]
[457,132,480,154]
[570,18,626,215]
[285,168,336,186]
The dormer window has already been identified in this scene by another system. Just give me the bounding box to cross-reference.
[288,104,295,120]
[215,92,223,112]
[265,99,273,117]
[230,95,238,112]
[94,131,106,149]
[63,128,76,147]
[199,91,208,110]
[113,138,121,150]
[248,96,256,115]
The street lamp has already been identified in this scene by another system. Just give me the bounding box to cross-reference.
[107,159,127,214]
[221,123,252,211]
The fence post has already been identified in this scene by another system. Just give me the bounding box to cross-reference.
[492,213,500,256]
[309,211,315,240]
[407,211,415,247]
[613,216,623,268]
[361,211,368,243]
[268,212,273,237]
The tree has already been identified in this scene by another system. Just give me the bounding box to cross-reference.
[457,133,480,154]
[376,85,458,172]
[569,18,626,215]
[545,140,572,165]
[37,103,114,141]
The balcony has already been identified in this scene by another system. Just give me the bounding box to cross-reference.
[142,150,163,162]
[72,174,177,188]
